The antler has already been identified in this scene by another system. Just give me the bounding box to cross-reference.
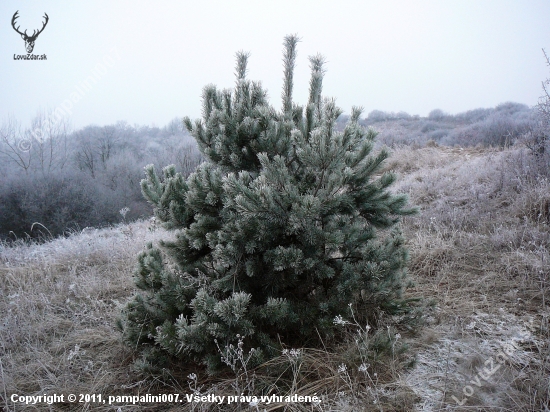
[11,11,49,40]
[29,13,49,40]
[11,11,26,37]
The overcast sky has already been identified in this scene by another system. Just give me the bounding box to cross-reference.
[1,0,549,130]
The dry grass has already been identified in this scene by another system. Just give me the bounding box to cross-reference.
[1,145,549,411]
[389,145,550,411]
[0,221,175,411]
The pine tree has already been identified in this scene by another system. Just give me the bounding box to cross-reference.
[120,35,417,373]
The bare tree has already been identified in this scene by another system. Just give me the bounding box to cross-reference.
[97,125,123,169]
[29,109,70,175]
[74,125,125,178]
[0,116,32,174]
[532,48,550,156]
[73,127,98,178]
[164,117,184,135]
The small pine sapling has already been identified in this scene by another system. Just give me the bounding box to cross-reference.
[119,35,417,374]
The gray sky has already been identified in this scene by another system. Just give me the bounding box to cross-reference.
[1,0,549,130]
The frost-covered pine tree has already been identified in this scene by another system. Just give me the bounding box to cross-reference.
[120,35,416,373]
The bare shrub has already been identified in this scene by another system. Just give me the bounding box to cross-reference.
[428,129,449,141]
[420,121,439,133]
[443,109,532,147]
[454,107,493,124]
[428,109,449,121]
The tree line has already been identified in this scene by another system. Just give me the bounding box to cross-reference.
[1,99,547,241]
[0,113,202,240]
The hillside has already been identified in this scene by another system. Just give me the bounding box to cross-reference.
[0,144,548,411]
[389,145,549,410]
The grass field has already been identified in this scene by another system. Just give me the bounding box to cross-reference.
[1,144,548,411]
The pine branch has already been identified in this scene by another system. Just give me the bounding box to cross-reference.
[282,34,299,116]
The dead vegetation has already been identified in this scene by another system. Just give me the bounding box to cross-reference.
[0,145,548,411]
[390,145,549,411]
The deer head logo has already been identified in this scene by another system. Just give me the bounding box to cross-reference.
[11,11,49,54]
